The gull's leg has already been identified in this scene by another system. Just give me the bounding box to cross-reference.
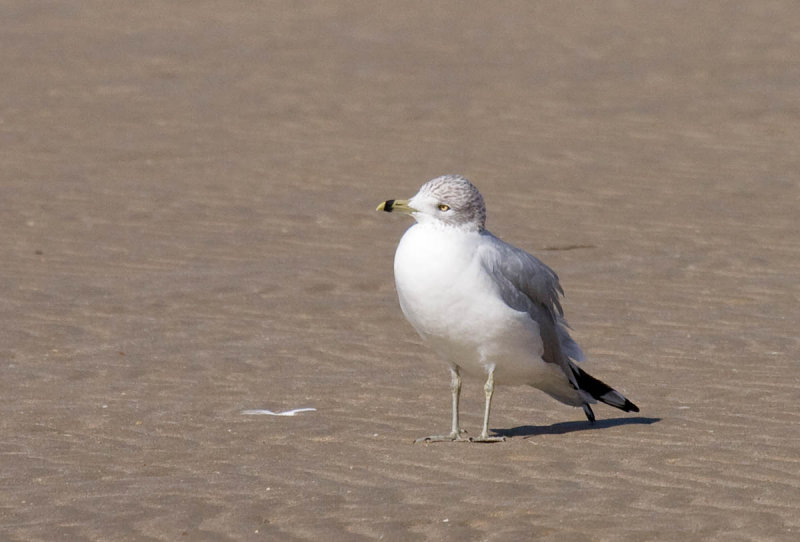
[448,366,464,438]
[415,366,467,443]
[471,367,505,443]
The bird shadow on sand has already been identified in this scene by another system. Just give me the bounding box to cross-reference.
[494,416,661,438]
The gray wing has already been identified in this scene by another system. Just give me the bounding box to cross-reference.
[477,231,585,369]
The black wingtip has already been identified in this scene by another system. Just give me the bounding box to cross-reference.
[625,400,640,413]
[572,365,639,415]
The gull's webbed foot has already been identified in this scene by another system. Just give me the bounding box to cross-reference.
[469,435,506,443]
[414,430,468,443]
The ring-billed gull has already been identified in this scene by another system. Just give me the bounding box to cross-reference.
[377,175,638,443]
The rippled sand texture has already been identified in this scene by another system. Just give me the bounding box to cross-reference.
[2,2,799,541]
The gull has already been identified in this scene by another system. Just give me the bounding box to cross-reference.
[377,175,638,443]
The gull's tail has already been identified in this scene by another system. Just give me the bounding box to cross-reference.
[570,365,639,423]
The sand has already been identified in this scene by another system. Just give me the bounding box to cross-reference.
[1,2,798,540]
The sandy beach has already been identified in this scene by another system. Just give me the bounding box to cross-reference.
[1,2,799,540]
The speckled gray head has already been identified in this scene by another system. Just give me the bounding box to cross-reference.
[376,174,487,231]
[408,175,487,231]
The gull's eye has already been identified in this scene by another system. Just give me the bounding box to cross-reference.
[438,204,450,212]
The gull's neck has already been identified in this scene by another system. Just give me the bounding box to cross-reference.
[412,218,484,235]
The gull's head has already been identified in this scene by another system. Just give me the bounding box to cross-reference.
[377,175,486,232]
